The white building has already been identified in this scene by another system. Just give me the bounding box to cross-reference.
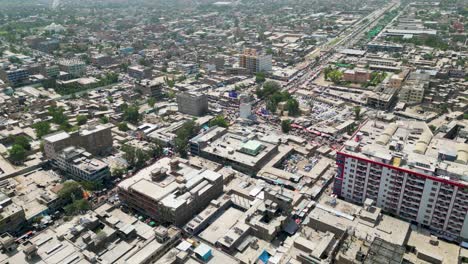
[334,120,468,241]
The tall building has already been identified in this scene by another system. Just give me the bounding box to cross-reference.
[239,48,272,74]
[343,68,371,83]
[91,54,113,67]
[43,125,113,159]
[128,65,152,79]
[54,146,110,182]
[399,81,425,103]
[176,92,209,116]
[0,192,26,234]
[118,157,223,226]
[0,67,30,87]
[334,120,468,241]
[135,78,164,98]
[58,59,86,78]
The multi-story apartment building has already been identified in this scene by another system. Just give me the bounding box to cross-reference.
[128,65,152,79]
[176,92,209,116]
[58,59,86,78]
[343,68,371,83]
[334,120,468,241]
[239,48,272,74]
[43,124,113,159]
[118,157,223,227]
[37,39,60,53]
[0,192,26,234]
[135,78,164,98]
[0,67,30,86]
[399,81,425,104]
[44,65,60,79]
[54,146,110,181]
[91,54,113,67]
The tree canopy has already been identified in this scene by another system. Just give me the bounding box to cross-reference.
[33,121,51,138]
[209,115,229,128]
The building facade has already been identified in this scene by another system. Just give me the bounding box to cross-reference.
[118,158,223,226]
[0,68,30,87]
[54,147,110,181]
[43,125,113,159]
[58,59,86,78]
[239,48,272,74]
[176,92,209,116]
[334,120,468,241]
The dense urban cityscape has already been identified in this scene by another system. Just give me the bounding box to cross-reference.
[0,0,466,263]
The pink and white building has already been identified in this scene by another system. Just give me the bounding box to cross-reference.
[334,120,468,241]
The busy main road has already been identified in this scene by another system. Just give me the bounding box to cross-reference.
[284,0,400,93]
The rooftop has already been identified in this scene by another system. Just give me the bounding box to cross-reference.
[118,158,222,209]
[340,120,468,185]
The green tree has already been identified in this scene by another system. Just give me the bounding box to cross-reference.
[266,99,277,113]
[255,72,266,83]
[111,167,128,178]
[281,119,292,133]
[33,121,51,138]
[174,120,200,158]
[286,99,300,116]
[48,106,68,125]
[80,180,103,191]
[123,106,141,124]
[354,106,361,120]
[9,144,27,163]
[64,199,90,215]
[76,115,88,125]
[209,115,229,128]
[12,136,31,151]
[118,122,130,131]
[58,181,83,202]
[328,70,343,84]
[147,97,156,107]
[100,116,109,124]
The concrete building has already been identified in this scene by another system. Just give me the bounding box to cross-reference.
[58,59,86,77]
[366,85,399,110]
[91,54,113,67]
[343,68,371,83]
[54,146,110,182]
[118,157,223,226]
[37,39,59,53]
[128,66,152,79]
[239,48,272,74]
[44,65,60,79]
[389,70,410,89]
[0,67,30,86]
[239,102,252,119]
[135,78,164,98]
[334,120,468,241]
[0,192,26,235]
[367,42,404,53]
[191,127,279,175]
[176,92,209,116]
[400,81,425,104]
[43,124,113,159]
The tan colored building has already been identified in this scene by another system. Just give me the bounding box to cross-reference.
[399,81,425,103]
[343,68,371,83]
[239,48,272,74]
[43,124,113,159]
[118,157,223,227]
